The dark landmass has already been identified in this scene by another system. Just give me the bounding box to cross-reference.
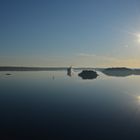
[0,66,67,71]
[0,66,99,72]
[102,67,140,77]
[0,66,140,78]
[133,69,140,75]
[78,70,98,79]
[104,67,132,71]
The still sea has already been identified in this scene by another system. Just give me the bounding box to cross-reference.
[0,70,140,140]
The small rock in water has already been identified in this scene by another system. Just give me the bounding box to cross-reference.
[78,70,98,79]
[5,73,11,75]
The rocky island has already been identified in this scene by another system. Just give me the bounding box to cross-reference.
[78,70,98,79]
[102,67,133,77]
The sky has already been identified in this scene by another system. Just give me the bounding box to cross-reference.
[0,0,140,67]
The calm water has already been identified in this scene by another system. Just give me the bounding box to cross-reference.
[0,70,140,140]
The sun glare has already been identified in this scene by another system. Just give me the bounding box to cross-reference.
[137,34,140,43]
[137,96,140,104]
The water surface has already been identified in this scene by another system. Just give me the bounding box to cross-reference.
[0,70,140,140]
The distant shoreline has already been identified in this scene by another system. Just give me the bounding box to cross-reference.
[0,66,139,71]
[0,66,68,71]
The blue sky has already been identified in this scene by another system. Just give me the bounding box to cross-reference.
[0,0,140,67]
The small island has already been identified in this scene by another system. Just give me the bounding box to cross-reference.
[102,67,133,77]
[104,67,132,71]
[5,73,12,76]
[78,70,98,79]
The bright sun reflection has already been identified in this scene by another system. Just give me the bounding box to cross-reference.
[137,34,140,43]
[137,96,140,103]
[137,96,140,99]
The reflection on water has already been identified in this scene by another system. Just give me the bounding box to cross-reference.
[137,96,140,103]
[0,70,140,139]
